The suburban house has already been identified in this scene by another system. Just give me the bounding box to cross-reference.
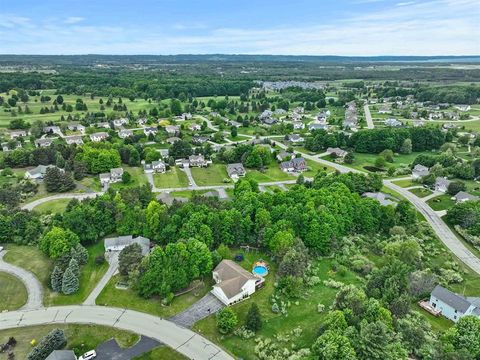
[35,138,53,148]
[343,101,358,130]
[362,192,397,206]
[429,285,480,322]
[455,105,471,112]
[165,125,180,136]
[64,135,84,145]
[189,123,201,131]
[95,122,110,129]
[326,147,348,159]
[144,160,166,174]
[118,129,133,138]
[104,235,151,256]
[137,118,147,126]
[288,134,304,144]
[45,350,77,360]
[211,260,262,305]
[9,130,28,139]
[43,125,61,135]
[226,163,246,180]
[412,164,430,179]
[99,168,124,186]
[144,127,158,136]
[259,110,273,120]
[67,123,85,133]
[262,117,277,126]
[435,177,451,193]
[113,118,128,127]
[280,157,307,173]
[293,121,305,130]
[158,149,169,158]
[166,136,181,145]
[188,154,209,167]
[453,191,480,203]
[90,132,109,142]
[24,165,58,180]
[308,121,328,131]
[192,135,210,145]
[384,118,402,127]
[181,112,193,120]
[1,141,21,152]
[276,150,294,162]
[378,104,392,114]
[156,192,188,206]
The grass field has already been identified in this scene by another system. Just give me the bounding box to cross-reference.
[345,152,419,172]
[0,272,28,311]
[245,164,295,182]
[133,346,187,360]
[153,167,189,188]
[96,275,212,318]
[191,164,229,186]
[33,198,72,214]
[392,178,416,188]
[409,187,433,198]
[110,166,148,190]
[303,159,335,177]
[0,324,139,359]
[427,194,455,211]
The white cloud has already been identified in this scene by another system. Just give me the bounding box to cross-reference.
[64,17,84,24]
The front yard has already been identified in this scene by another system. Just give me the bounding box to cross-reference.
[427,194,456,211]
[191,164,229,186]
[153,167,189,188]
[409,187,433,198]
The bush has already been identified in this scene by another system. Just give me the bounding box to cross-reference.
[95,254,105,265]
[216,307,238,334]
[26,328,66,360]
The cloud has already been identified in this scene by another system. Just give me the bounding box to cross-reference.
[396,1,416,6]
[64,17,84,24]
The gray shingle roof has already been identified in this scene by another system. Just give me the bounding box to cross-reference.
[431,285,472,313]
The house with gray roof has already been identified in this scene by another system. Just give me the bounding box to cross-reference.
[35,138,53,148]
[43,125,61,135]
[64,135,83,145]
[384,118,402,127]
[165,125,180,136]
[104,235,151,256]
[429,285,480,322]
[143,127,158,137]
[118,129,133,139]
[67,123,85,133]
[99,168,124,186]
[326,147,348,159]
[1,141,21,152]
[24,165,59,180]
[113,118,128,127]
[227,163,246,180]
[280,157,307,173]
[362,192,397,207]
[435,177,451,193]
[166,137,181,145]
[90,132,109,142]
[288,134,304,144]
[412,164,430,179]
[188,154,209,167]
[453,191,480,203]
[45,350,76,360]
[276,150,294,162]
[9,130,28,139]
[144,160,166,174]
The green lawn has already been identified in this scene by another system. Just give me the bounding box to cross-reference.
[0,324,138,359]
[303,159,335,178]
[110,166,148,190]
[133,346,187,360]
[0,272,27,311]
[409,187,433,198]
[344,152,420,173]
[153,167,189,188]
[77,176,102,192]
[245,165,295,183]
[427,194,455,211]
[96,275,212,318]
[191,164,229,186]
[33,198,72,214]
[392,179,416,188]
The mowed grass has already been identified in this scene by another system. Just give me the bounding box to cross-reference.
[0,324,139,359]
[109,166,148,190]
[409,187,433,198]
[303,159,335,178]
[33,198,72,214]
[0,272,28,311]
[191,164,229,186]
[193,248,362,360]
[133,346,188,360]
[427,194,456,211]
[96,275,212,318]
[344,152,420,172]
[392,178,416,188]
[245,164,295,183]
[153,167,189,188]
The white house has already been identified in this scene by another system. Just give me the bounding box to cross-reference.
[144,127,158,137]
[429,285,480,322]
[144,160,166,174]
[9,130,28,139]
[43,126,61,135]
[435,177,451,193]
[293,121,305,130]
[104,235,151,256]
[35,138,53,148]
[412,164,430,179]
[326,147,348,159]
[384,118,402,127]
[99,168,124,186]
[118,129,133,139]
[211,260,261,305]
[455,105,471,112]
[1,141,21,152]
[165,125,180,136]
[90,132,109,142]
[189,123,201,131]
[64,135,84,145]
[188,154,209,167]
[113,118,128,127]
[67,123,85,133]
[288,134,304,144]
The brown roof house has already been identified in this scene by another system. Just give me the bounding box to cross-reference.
[211,260,261,305]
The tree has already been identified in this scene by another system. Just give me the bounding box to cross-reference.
[313,330,357,360]
[56,95,64,105]
[442,316,480,359]
[400,138,412,154]
[374,156,386,168]
[26,328,66,360]
[68,257,80,278]
[231,126,238,138]
[61,265,79,295]
[216,307,238,334]
[447,181,466,196]
[40,227,80,259]
[170,99,183,116]
[245,303,262,332]
[122,171,132,184]
[44,167,75,193]
[50,266,63,292]
[119,243,143,276]
[70,243,89,265]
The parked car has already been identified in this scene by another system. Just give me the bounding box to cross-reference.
[78,350,96,360]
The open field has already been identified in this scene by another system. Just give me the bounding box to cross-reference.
[0,272,28,311]
[153,167,189,188]
[191,164,229,186]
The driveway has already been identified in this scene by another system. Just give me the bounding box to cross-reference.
[364,104,375,129]
[181,167,198,188]
[169,293,224,328]
[0,250,43,310]
[95,336,160,360]
[83,251,119,305]
[21,192,102,211]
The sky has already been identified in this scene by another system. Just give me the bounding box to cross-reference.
[0,0,478,55]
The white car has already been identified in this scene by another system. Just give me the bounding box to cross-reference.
[78,350,96,360]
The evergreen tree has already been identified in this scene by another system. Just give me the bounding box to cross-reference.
[68,257,80,278]
[71,243,89,265]
[245,303,262,331]
[50,266,63,292]
[62,266,79,295]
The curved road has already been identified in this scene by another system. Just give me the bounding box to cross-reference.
[0,305,233,360]
[22,193,102,211]
[0,251,43,310]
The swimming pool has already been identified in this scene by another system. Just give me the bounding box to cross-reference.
[253,265,268,276]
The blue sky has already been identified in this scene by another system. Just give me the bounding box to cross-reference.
[1,0,478,55]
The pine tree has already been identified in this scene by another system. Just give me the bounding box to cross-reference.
[61,266,79,295]
[50,266,63,292]
[68,258,80,278]
[71,244,89,265]
[245,303,262,331]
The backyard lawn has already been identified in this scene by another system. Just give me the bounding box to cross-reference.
[191,164,229,186]
[153,167,189,188]
[0,324,139,359]
[96,276,212,318]
[0,272,27,311]
[33,198,72,214]
[427,194,455,211]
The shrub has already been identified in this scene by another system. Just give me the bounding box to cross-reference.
[246,303,262,332]
[95,254,105,265]
[26,328,66,360]
[216,307,238,334]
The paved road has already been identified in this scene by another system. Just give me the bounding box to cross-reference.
[0,306,233,360]
[364,104,375,129]
[170,293,224,328]
[83,252,119,306]
[0,251,43,310]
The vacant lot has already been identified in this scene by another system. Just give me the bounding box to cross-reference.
[427,194,455,211]
[191,164,229,186]
[153,167,189,188]
[33,198,72,214]
[409,187,433,198]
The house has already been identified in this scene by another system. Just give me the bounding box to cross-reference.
[384,118,402,127]
[227,120,242,128]
[45,350,77,360]
[95,122,111,129]
[158,148,169,158]
[276,150,294,162]
[343,101,358,130]
[293,121,305,130]
[1,141,21,152]
[182,112,193,120]
[144,127,158,137]
[64,135,84,145]
[280,157,307,173]
[292,106,304,114]
[35,138,53,148]
[308,121,328,131]
[274,108,287,115]
[166,137,181,145]
[435,177,451,193]
[24,165,58,180]
[288,134,304,143]
[104,235,151,256]
[189,123,201,131]
[362,192,397,206]
[262,117,277,126]
[455,105,471,112]
[453,191,480,203]
[67,123,85,133]
[192,135,210,145]
[211,259,262,305]
[113,118,128,127]
[99,168,124,186]
[43,125,61,135]
[137,118,147,126]
[429,285,480,322]
[259,110,273,120]
[165,125,180,136]
[317,111,329,122]
[378,105,392,114]
[326,147,348,159]
[412,164,430,179]
[227,163,246,180]
[144,160,166,174]
[118,129,133,139]
[90,132,109,142]
[9,130,28,139]
[189,154,209,167]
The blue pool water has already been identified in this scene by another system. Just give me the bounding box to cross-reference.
[253,265,268,276]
